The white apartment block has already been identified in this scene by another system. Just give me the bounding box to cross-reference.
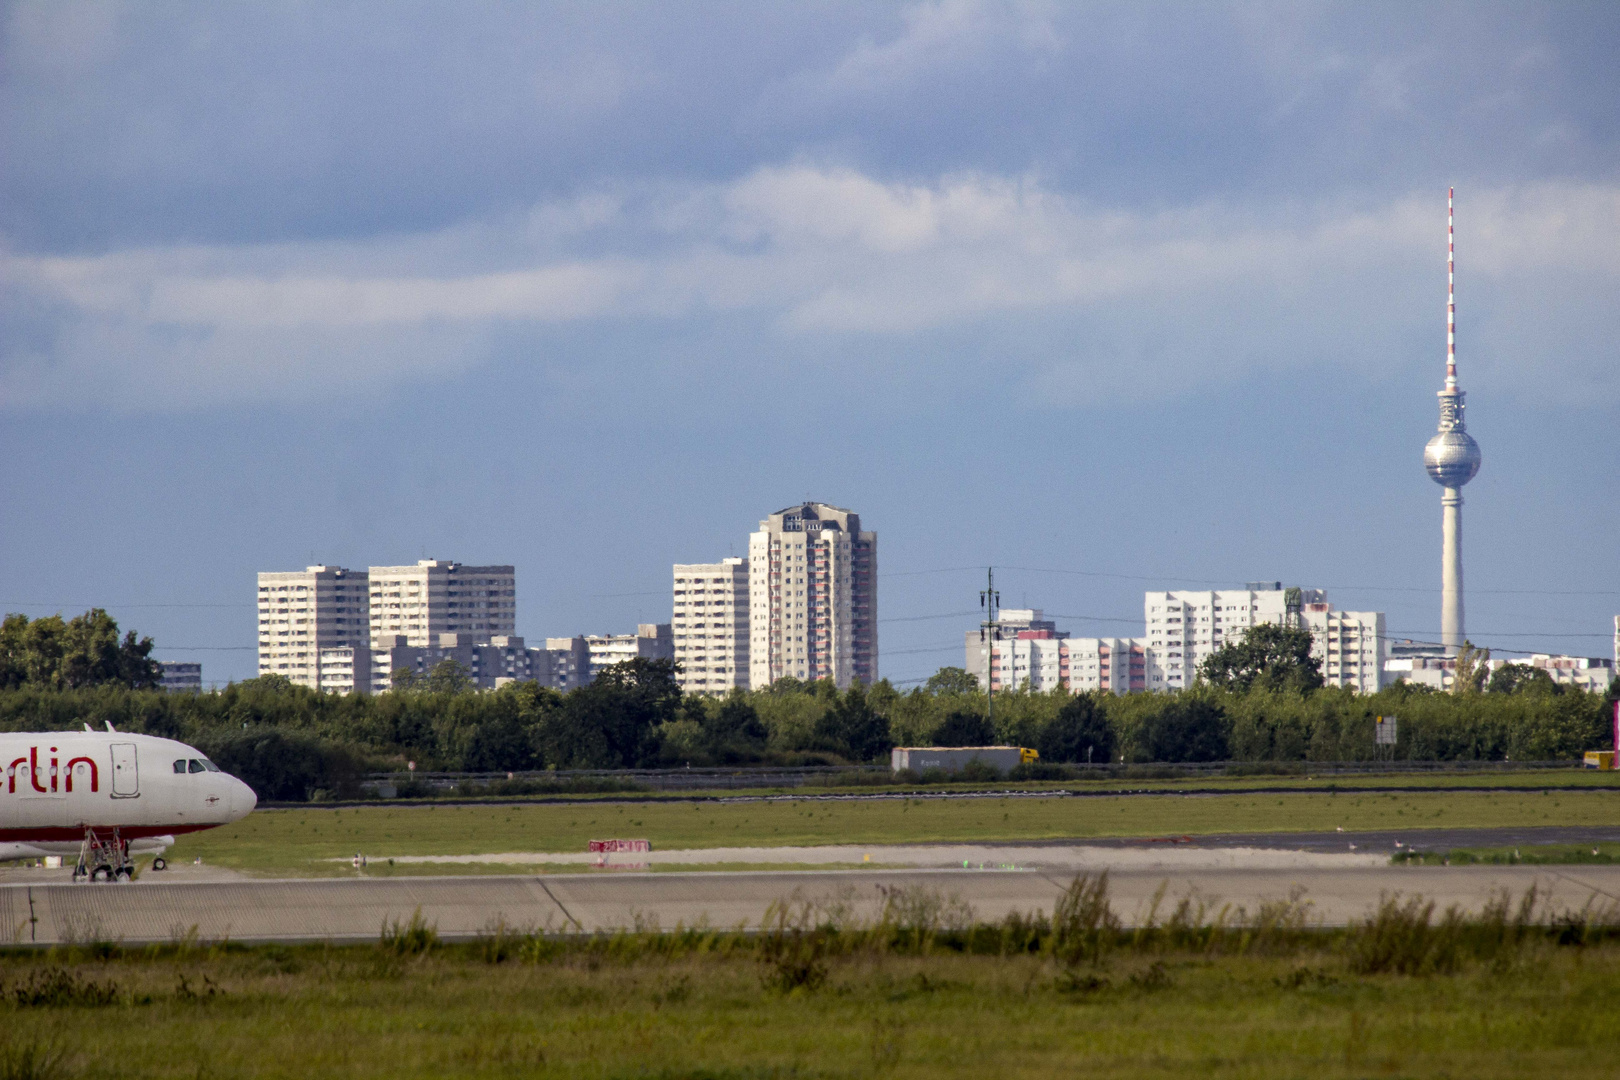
[749,503,877,689]
[1144,585,1384,693]
[257,565,371,689]
[965,614,1147,695]
[369,634,563,691]
[319,647,369,694]
[673,559,749,694]
[585,624,674,682]
[1300,602,1385,693]
[1066,638,1148,693]
[368,560,514,647]
[1386,653,1614,693]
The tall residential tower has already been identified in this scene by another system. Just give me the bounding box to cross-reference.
[748,503,877,689]
[1422,189,1482,654]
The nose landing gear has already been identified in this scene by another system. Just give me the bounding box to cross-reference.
[73,827,134,884]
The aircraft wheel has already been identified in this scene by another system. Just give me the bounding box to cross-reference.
[114,868,132,883]
[152,857,167,871]
[90,865,112,883]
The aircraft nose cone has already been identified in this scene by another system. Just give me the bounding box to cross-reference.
[233,779,258,818]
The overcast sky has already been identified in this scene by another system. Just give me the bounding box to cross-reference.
[2,1,1617,685]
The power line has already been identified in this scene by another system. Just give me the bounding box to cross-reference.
[995,566,1620,597]
[879,611,977,624]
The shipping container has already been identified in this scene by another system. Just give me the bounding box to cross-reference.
[889,746,1036,774]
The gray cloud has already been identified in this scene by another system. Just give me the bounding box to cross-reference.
[5,167,1615,410]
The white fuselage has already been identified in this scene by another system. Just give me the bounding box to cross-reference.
[0,731,257,860]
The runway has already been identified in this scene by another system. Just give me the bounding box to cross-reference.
[6,862,1620,946]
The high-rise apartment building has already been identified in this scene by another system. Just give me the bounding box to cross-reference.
[1299,601,1385,693]
[585,624,674,681]
[367,560,515,646]
[257,565,371,688]
[673,560,749,694]
[748,503,877,689]
[1144,586,1383,693]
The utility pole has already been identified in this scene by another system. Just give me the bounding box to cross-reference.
[980,567,1001,730]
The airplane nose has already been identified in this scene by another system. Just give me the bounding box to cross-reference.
[232,779,258,818]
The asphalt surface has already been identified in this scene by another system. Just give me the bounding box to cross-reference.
[1042,825,1620,852]
[6,862,1620,945]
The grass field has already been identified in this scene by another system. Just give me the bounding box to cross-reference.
[161,786,1620,877]
[379,767,1620,804]
[2,907,1617,1079]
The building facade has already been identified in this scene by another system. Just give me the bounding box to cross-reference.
[369,634,573,692]
[1144,586,1383,693]
[673,559,749,693]
[1385,652,1614,694]
[748,503,876,689]
[157,661,202,692]
[964,618,1146,696]
[585,624,674,682]
[367,560,515,647]
[1299,602,1386,693]
[257,565,371,688]
[537,637,591,693]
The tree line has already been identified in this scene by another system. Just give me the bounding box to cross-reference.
[0,612,1612,800]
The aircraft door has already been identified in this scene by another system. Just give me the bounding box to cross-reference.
[110,743,139,798]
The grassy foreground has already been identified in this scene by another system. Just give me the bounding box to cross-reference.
[163,786,1620,876]
[2,878,1618,1079]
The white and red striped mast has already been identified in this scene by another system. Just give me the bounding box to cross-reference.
[1446,186,1457,390]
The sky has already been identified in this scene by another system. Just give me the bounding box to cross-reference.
[2,1,1617,686]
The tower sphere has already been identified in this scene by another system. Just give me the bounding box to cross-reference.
[1424,429,1481,487]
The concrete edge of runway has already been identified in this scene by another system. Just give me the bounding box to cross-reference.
[7,863,1620,947]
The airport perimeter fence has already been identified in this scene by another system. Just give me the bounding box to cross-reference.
[354,758,1591,798]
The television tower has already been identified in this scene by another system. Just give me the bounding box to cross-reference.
[1423,188,1482,653]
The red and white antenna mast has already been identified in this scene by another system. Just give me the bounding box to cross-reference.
[1446,187,1457,390]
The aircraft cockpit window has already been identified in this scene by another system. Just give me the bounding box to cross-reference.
[188,759,207,774]
[200,759,221,772]
[173,760,187,774]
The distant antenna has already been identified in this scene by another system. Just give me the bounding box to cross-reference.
[980,568,1000,726]
[1446,187,1456,390]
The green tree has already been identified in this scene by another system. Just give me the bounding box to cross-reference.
[0,610,160,690]
[702,693,769,762]
[924,667,980,695]
[932,709,994,747]
[813,683,893,762]
[1451,641,1489,696]
[1038,694,1114,764]
[1487,663,1558,696]
[422,659,475,695]
[1127,696,1228,763]
[542,658,682,768]
[1199,624,1324,694]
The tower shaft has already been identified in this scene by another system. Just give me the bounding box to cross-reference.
[1441,487,1464,651]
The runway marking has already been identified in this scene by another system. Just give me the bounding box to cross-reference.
[535,877,581,931]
